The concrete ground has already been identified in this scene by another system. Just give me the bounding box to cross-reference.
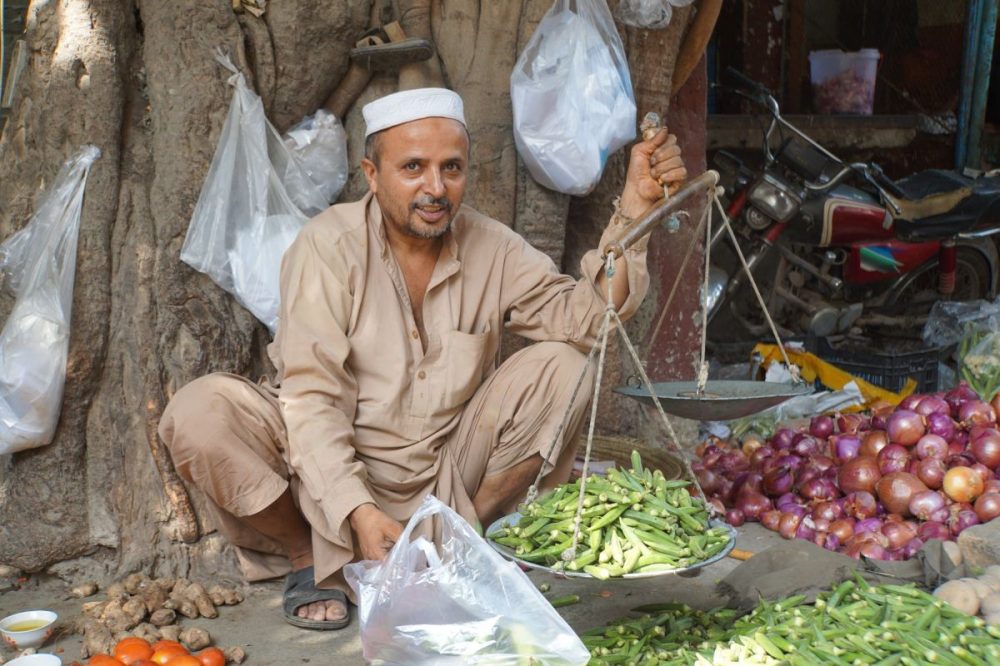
[0,525,785,665]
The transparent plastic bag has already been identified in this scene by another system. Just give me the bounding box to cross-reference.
[181,51,326,334]
[615,0,695,28]
[0,145,100,454]
[344,495,590,666]
[922,299,1000,348]
[511,0,636,195]
[281,109,348,212]
[923,299,1000,398]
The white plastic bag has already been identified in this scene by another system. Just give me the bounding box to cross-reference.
[0,145,100,454]
[181,52,327,334]
[281,109,348,211]
[614,0,695,29]
[344,495,590,666]
[511,0,637,196]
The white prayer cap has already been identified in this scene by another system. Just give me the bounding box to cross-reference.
[362,88,466,138]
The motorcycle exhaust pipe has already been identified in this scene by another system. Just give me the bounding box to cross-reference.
[939,240,957,295]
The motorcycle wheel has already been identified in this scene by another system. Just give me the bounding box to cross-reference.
[884,247,992,312]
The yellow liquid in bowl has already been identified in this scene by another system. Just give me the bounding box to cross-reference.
[6,620,50,632]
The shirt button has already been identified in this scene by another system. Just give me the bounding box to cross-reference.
[417,371,426,379]
[411,330,419,339]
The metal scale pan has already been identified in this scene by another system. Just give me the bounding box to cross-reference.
[614,379,814,421]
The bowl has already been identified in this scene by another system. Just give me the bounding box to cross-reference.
[5,655,62,666]
[0,610,58,650]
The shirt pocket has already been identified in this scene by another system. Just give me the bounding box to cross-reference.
[441,325,492,410]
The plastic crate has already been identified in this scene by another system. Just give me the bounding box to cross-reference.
[804,335,941,394]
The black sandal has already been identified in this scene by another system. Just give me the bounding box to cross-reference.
[282,566,351,630]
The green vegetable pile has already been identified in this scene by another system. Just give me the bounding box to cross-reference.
[959,324,1000,401]
[489,451,730,578]
[582,574,1000,665]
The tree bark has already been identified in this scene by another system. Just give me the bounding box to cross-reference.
[0,0,696,576]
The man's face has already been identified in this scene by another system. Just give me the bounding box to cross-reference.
[361,117,469,241]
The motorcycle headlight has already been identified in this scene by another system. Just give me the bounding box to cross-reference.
[748,174,801,223]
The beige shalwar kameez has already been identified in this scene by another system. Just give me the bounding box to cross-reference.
[159,193,650,595]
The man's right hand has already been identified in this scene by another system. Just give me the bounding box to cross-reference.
[349,503,403,560]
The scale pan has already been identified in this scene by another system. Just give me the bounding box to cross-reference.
[614,379,813,421]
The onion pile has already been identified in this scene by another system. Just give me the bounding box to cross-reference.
[696,382,1000,561]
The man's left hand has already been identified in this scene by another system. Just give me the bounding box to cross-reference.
[618,128,687,219]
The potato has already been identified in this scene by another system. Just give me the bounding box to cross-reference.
[962,577,995,601]
[933,579,980,616]
[986,612,1000,626]
[979,574,1000,593]
[985,565,1000,580]
[982,592,1000,617]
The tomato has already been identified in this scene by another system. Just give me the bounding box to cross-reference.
[150,640,184,654]
[195,647,225,666]
[150,646,188,665]
[89,656,126,666]
[164,656,203,666]
[114,637,154,665]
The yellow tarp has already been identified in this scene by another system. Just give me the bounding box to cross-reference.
[753,343,917,409]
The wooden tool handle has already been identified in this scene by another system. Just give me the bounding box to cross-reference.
[728,548,755,561]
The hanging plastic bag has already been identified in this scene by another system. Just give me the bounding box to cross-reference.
[511,0,637,196]
[181,51,328,334]
[0,145,100,455]
[614,0,695,29]
[344,495,590,665]
[281,109,349,211]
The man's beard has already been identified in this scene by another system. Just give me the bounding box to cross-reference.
[403,196,453,239]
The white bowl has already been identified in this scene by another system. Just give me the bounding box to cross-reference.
[0,610,58,650]
[5,655,62,666]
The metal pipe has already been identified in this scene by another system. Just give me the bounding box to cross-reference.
[602,170,721,257]
[775,245,843,290]
[957,0,984,168]
[968,0,999,169]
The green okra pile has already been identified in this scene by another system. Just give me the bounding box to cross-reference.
[490,450,730,578]
[583,574,1000,665]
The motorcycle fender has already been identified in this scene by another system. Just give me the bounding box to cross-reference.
[877,237,999,305]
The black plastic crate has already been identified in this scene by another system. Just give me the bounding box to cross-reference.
[804,335,942,394]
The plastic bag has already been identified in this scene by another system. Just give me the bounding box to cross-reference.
[0,145,100,454]
[922,299,1000,348]
[344,495,590,666]
[614,0,694,29]
[511,0,636,196]
[923,299,1000,398]
[281,109,348,213]
[181,52,327,334]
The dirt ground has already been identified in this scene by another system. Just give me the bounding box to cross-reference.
[0,524,784,665]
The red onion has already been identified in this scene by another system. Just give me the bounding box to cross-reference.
[971,429,1000,468]
[762,467,794,497]
[824,533,842,551]
[916,395,950,417]
[741,434,765,457]
[695,468,723,496]
[887,409,925,446]
[775,492,803,510]
[810,415,834,438]
[796,466,821,487]
[778,512,802,539]
[749,446,774,468]
[809,454,836,472]
[971,463,995,483]
[950,509,980,536]
[960,399,996,427]
[915,458,946,489]
[799,478,839,501]
[860,542,889,560]
[729,472,764,502]
[877,444,911,475]
[869,414,888,431]
[702,444,725,469]
[833,435,861,464]
[900,537,925,559]
[908,489,946,520]
[882,520,918,550]
[860,430,890,458]
[855,517,884,535]
[782,504,809,519]
[708,497,726,514]
[914,434,948,460]
[947,453,977,469]
[812,500,843,522]
[943,466,985,503]
[992,392,1000,419]
[875,472,928,516]
[949,435,969,456]
[984,479,1000,494]
[725,508,746,527]
[791,434,820,458]
[771,428,796,451]
[945,382,978,414]
[812,517,831,533]
[843,491,878,519]
[838,457,881,494]
[795,516,817,541]
[773,454,804,472]
[829,518,855,542]
[928,506,950,524]
[917,521,950,541]
[837,413,864,434]
[760,509,782,531]
[925,413,957,441]
[734,490,772,521]
[974,493,1000,522]
[898,394,924,411]
[718,450,750,474]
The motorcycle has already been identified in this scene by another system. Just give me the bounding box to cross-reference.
[706,69,1000,346]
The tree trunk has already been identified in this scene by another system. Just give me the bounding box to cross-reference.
[0,0,696,577]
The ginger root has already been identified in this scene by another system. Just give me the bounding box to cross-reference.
[179,626,211,652]
[223,646,247,664]
[149,608,176,627]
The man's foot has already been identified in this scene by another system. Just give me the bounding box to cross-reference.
[282,566,351,630]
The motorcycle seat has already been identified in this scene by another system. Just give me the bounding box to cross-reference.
[885,169,973,223]
[892,173,1000,241]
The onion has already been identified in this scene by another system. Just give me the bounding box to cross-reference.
[914,434,948,460]
[749,446,775,468]
[844,491,878,519]
[916,395,950,417]
[809,454,836,472]
[833,435,861,464]
[837,413,864,434]
[725,508,746,527]
[915,458,946,489]
[838,457,881,494]
[760,509,782,531]
[782,504,809,519]
[708,497,726,514]
[718,450,750,474]
[695,468,723,496]
[898,394,923,411]
[860,430,890,458]
[974,493,1000,522]
[702,444,725,469]
[812,517,831,533]
[875,472,928,516]
[810,415,834,438]
[943,466,985,503]
[949,435,969,456]
[877,444,911,475]
[762,466,794,497]
[945,382,979,414]
[859,542,889,560]
[799,478,839,501]
[771,428,795,451]
[888,409,925,446]
[992,391,1000,419]
[775,492,803,510]
[882,520,918,550]
[869,414,888,431]
[926,412,957,441]
[729,472,764,502]
[947,453,977,470]
[928,506,950,524]
[778,512,802,539]
[985,479,1000,494]
[908,489,946,520]
[960,400,997,427]
[796,516,817,541]
[773,454,804,472]
[971,429,1000,468]
[741,434,765,457]
[855,517,884,535]
[900,537,924,559]
[734,490,772,521]
[792,434,820,458]
[829,518,855,542]
[950,509,980,536]
[824,533,842,551]
[971,463,995,483]
[917,521,950,541]
[812,500,843,522]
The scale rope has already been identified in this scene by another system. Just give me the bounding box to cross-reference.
[523,170,802,563]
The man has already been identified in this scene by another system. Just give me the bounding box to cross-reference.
[159,87,687,630]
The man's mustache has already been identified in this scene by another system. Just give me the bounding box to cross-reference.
[411,197,452,210]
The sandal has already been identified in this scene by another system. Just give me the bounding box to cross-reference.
[349,21,433,71]
[282,566,351,630]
